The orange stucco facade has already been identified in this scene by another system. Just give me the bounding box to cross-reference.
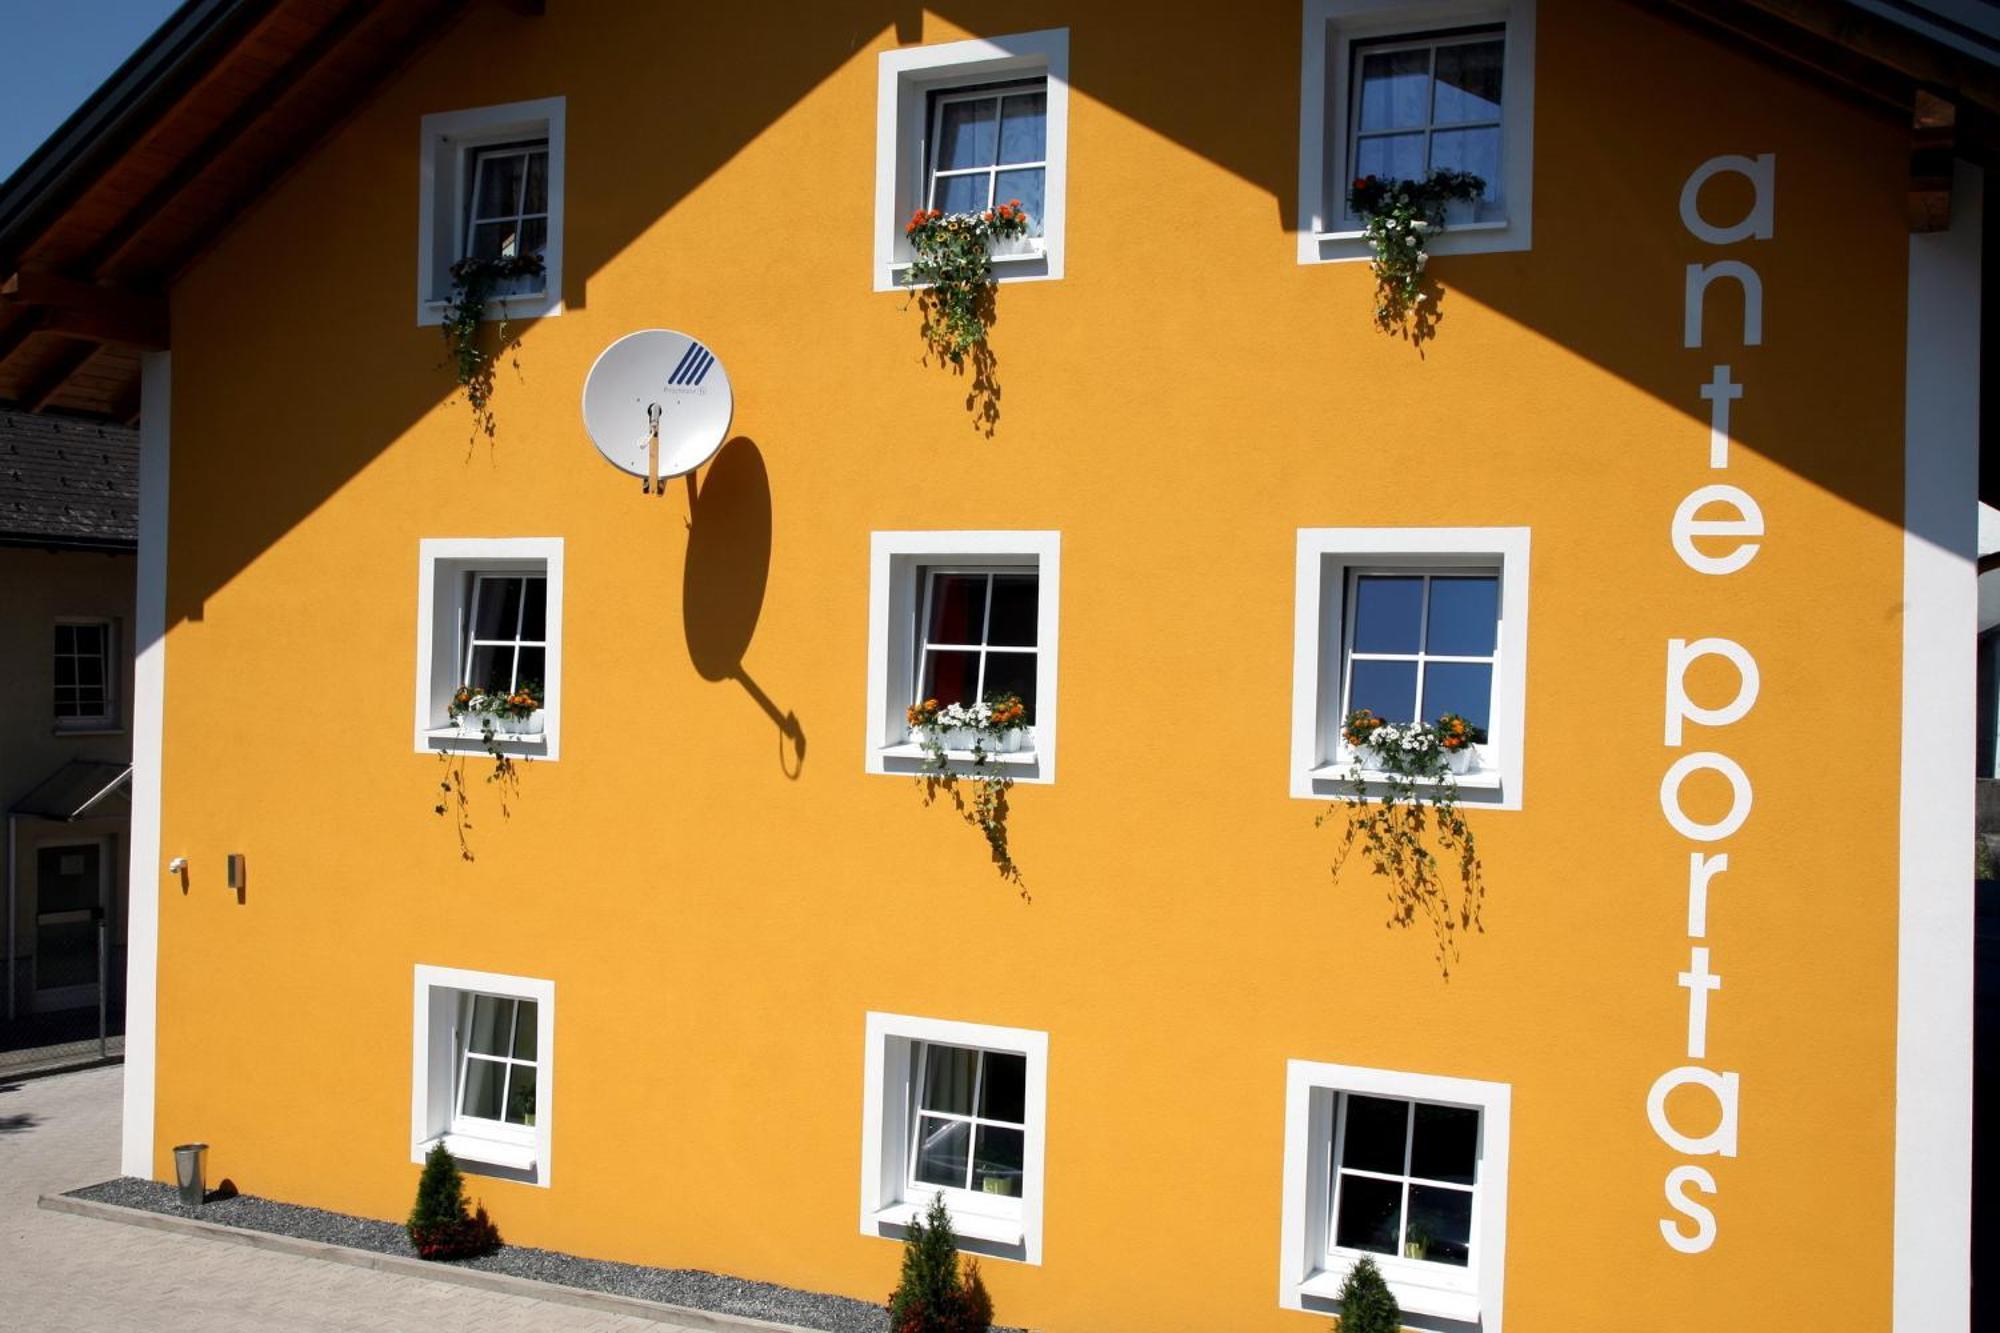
[145,2,1930,1328]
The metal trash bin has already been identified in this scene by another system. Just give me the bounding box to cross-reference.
[172,1143,207,1207]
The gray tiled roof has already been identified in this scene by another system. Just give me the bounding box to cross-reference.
[0,410,138,549]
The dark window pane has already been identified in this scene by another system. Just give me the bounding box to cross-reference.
[972,1125,1024,1197]
[1351,576,1423,653]
[474,151,525,218]
[468,220,520,261]
[932,172,989,214]
[921,1044,978,1115]
[978,1052,1027,1124]
[1333,1173,1402,1255]
[1407,1184,1474,1267]
[54,656,77,687]
[461,1057,505,1120]
[1341,1094,1409,1174]
[986,574,1038,646]
[504,1064,537,1126]
[467,645,517,693]
[55,624,77,654]
[936,97,998,171]
[1357,47,1431,130]
[998,91,1047,163]
[1348,659,1418,725]
[1411,1103,1479,1185]
[1421,661,1493,733]
[981,652,1037,717]
[522,150,549,213]
[513,648,546,694]
[913,1116,972,1188]
[1425,577,1498,656]
[511,1000,538,1060]
[519,577,548,640]
[1433,40,1503,124]
[926,574,987,645]
[519,217,548,261]
[473,578,524,640]
[1431,127,1501,194]
[921,650,980,709]
[467,996,513,1056]
[76,656,103,687]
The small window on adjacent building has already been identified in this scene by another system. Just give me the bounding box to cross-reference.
[415,539,562,758]
[874,30,1069,289]
[417,98,565,324]
[1290,529,1528,807]
[413,965,553,1184]
[861,1012,1048,1263]
[866,532,1060,782]
[1279,1060,1511,1325]
[53,620,115,731]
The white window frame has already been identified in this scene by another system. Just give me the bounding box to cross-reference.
[860,1011,1049,1263]
[416,97,566,325]
[873,29,1070,291]
[53,617,119,733]
[1290,528,1529,808]
[865,531,1060,783]
[411,964,555,1185]
[1279,1059,1511,1328]
[414,538,563,760]
[1296,0,1535,267]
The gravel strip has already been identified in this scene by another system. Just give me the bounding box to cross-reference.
[66,1178,1009,1333]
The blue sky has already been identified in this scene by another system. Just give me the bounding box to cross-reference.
[0,1,183,183]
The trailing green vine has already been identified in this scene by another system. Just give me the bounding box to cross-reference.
[1318,709,1486,975]
[909,695,1029,892]
[1347,169,1484,335]
[903,202,1030,364]
[441,253,543,440]
[431,683,543,861]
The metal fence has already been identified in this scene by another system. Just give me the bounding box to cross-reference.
[2,919,122,1078]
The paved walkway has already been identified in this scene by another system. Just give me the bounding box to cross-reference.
[0,1065,684,1331]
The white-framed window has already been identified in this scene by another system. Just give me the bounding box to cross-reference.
[53,618,117,731]
[865,531,1060,783]
[411,964,555,1184]
[1279,1060,1511,1328]
[416,97,565,325]
[860,1011,1048,1263]
[873,29,1069,290]
[1290,528,1529,807]
[1296,0,1535,266]
[414,538,563,759]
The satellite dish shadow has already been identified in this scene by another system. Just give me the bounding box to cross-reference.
[682,437,805,777]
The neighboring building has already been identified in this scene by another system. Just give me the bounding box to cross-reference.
[0,410,135,1036]
[0,1,1990,1328]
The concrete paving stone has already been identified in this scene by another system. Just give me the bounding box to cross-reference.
[0,1065,697,1331]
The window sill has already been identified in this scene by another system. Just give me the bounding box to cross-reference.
[1305,216,1523,265]
[53,725,124,737]
[423,725,549,748]
[426,1132,537,1173]
[883,244,1054,289]
[870,1201,1025,1248]
[1297,1261,1479,1323]
[1307,762,1503,792]
[416,290,561,327]
[876,741,1040,768]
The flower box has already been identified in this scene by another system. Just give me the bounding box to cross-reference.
[909,725,1029,754]
[454,709,544,737]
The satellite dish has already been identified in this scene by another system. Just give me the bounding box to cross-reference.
[581,329,734,491]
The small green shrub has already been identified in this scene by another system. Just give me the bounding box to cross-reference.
[1333,1255,1402,1333]
[886,1193,995,1333]
[406,1141,502,1261]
